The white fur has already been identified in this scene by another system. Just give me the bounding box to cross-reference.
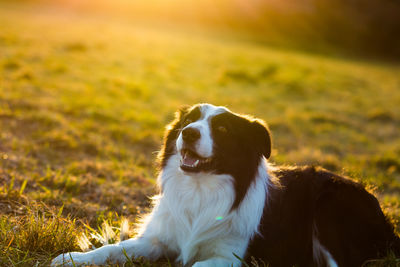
[176,104,227,158]
[312,233,338,267]
[52,157,269,267]
[52,104,269,267]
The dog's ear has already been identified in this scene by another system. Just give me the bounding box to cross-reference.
[159,105,191,168]
[176,105,190,120]
[251,119,272,159]
[166,105,190,131]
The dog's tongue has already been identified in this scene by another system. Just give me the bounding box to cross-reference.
[182,151,198,166]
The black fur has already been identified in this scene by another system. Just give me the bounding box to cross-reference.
[247,166,400,266]
[158,105,201,168]
[210,112,271,209]
[158,104,400,266]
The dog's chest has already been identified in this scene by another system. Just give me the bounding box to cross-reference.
[164,174,234,227]
[160,173,236,262]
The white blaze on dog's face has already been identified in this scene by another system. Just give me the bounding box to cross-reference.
[159,103,271,208]
[176,104,227,172]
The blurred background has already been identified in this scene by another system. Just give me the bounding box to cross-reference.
[6,0,400,59]
[0,0,400,266]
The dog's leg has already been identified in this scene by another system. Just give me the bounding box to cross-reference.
[191,238,247,267]
[51,236,166,266]
[52,197,178,266]
[51,236,167,266]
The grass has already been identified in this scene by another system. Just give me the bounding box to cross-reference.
[0,1,400,266]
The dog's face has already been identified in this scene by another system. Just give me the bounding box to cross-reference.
[159,103,271,208]
[176,104,227,173]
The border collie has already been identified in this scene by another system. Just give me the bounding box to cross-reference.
[52,103,400,267]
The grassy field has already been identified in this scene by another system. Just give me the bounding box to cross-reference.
[1,1,400,266]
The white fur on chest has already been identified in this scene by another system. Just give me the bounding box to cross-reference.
[148,154,269,265]
[50,156,270,267]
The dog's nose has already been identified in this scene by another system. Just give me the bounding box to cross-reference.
[182,127,200,143]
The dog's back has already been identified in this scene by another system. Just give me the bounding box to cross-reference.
[248,166,400,267]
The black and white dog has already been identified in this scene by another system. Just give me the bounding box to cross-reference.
[52,103,400,267]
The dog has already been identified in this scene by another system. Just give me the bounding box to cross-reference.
[52,103,400,266]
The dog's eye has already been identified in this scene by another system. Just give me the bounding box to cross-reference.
[218,126,227,133]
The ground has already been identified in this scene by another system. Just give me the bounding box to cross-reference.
[0,1,400,266]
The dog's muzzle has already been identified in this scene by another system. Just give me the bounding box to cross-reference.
[179,127,213,172]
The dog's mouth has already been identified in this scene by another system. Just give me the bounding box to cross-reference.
[180,148,212,173]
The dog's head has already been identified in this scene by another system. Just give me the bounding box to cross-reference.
[158,103,271,207]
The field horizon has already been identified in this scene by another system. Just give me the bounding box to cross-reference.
[1,1,400,266]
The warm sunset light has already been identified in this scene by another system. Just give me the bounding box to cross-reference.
[1,0,399,266]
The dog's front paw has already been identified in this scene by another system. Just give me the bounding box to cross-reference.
[51,252,88,267]
[193,258,239,267]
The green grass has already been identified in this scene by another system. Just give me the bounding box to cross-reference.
[1,1,400,266]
